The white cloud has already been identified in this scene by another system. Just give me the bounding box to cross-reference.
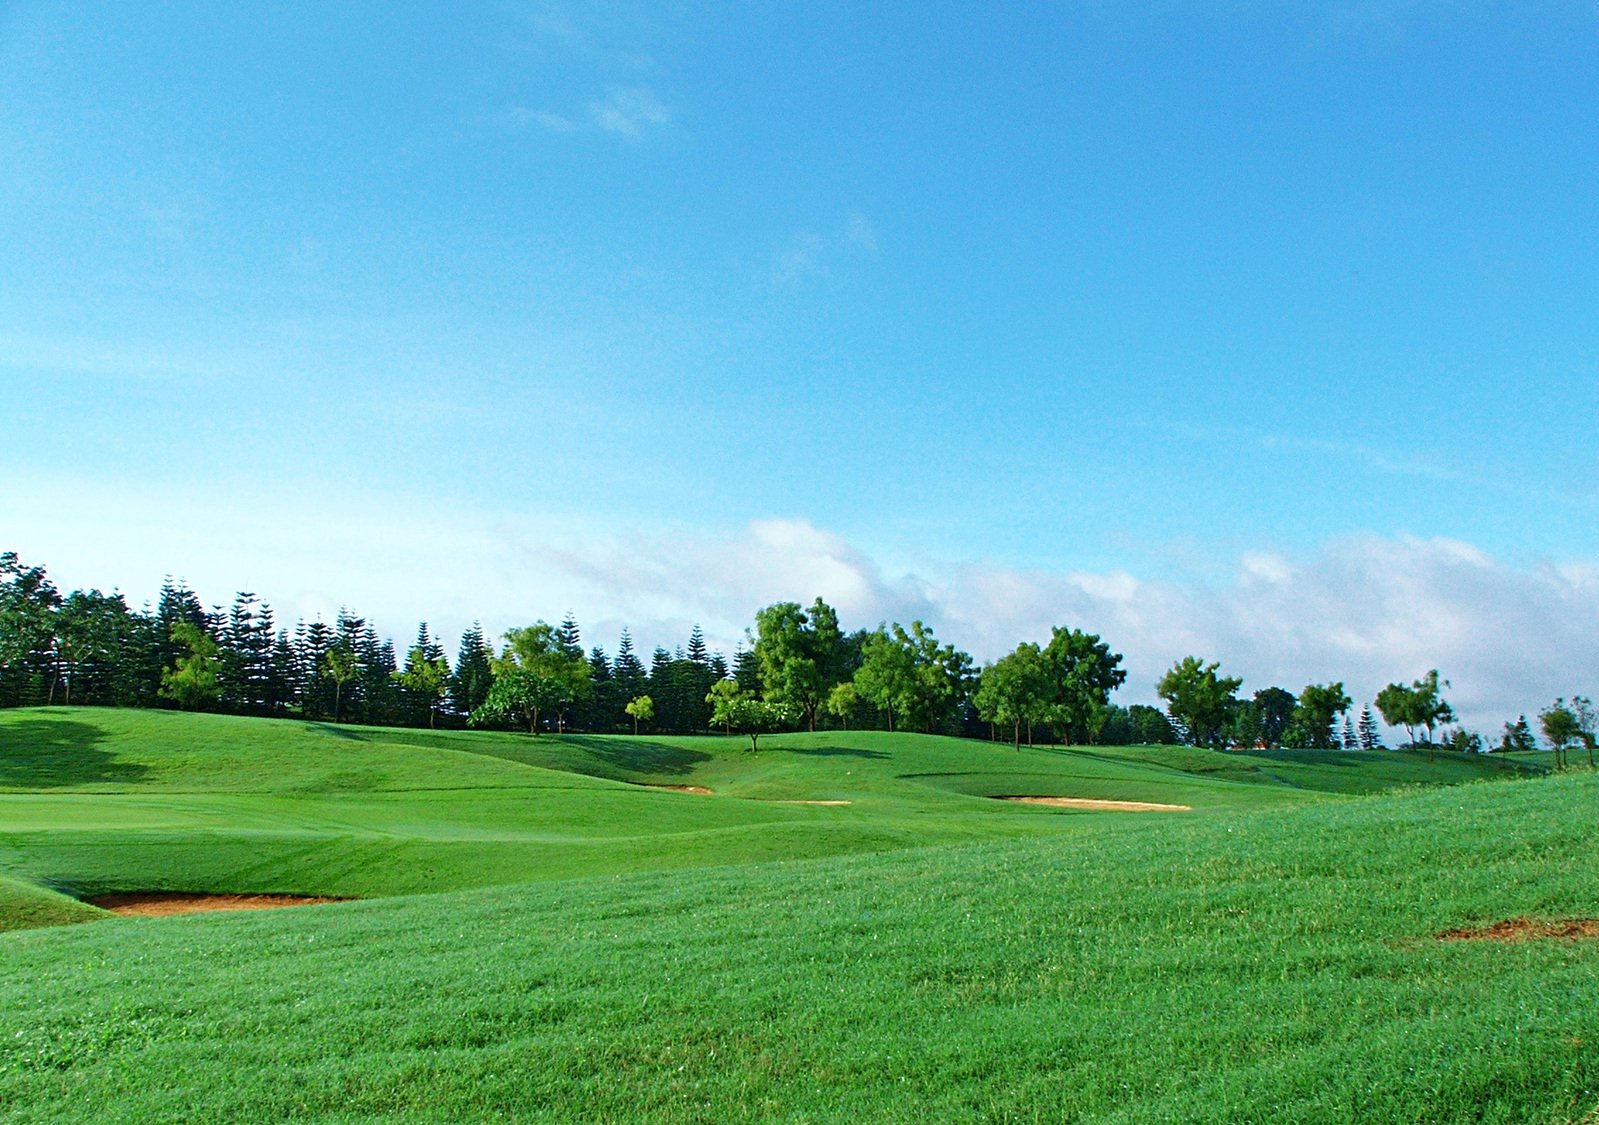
[587,86,670,137]
[7,477,1594,734]
[844,211,879,254]
[770,213,881,287]
[506,105,580,132]
[503,87,670,139]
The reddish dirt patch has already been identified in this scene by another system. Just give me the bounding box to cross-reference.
[89,893,346,918]
[646,784,714,795]
[994,796,1192,812]
[1437,917,1599,943]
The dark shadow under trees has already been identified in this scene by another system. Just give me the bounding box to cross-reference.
[0,717,149,789]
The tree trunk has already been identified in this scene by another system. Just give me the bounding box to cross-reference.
[1012,719,1020,751]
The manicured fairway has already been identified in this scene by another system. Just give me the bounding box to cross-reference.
[0,708,1590,1122]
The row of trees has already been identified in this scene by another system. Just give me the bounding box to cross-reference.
[2,551,1591,761]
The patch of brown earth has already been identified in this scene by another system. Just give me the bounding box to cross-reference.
[994,796,1192,812]
[647,784,714,795]
[1437,917,1599,943]
[90,893,346,917]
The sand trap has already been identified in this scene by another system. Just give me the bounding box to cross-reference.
[770,799,852,805]
[646,784,714,795]
[993,796,1192,812]
[1437,917,1599,943]
[89,893,345,917]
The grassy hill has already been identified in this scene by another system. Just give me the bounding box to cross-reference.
[0,707,1591,1122]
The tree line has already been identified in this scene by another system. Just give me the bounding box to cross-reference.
[1,550,1591,762]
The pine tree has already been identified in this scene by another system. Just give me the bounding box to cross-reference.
[558,613,582,659]
[687,624,710,667]
[1357,704,1382,750]
[732,646,762,695]
[450,623,495,720]
[613,629,647,716]
[297,620,335,718]
[1341,715,1357,751]
[581,646,614,731]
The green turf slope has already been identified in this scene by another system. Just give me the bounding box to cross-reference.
[0,770,1593,1123]
[0,708,1535,931]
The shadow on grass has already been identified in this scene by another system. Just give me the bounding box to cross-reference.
[0,718,149,788]
[782,743,889,760]
[306,723,368,742]
[542,735,712,777]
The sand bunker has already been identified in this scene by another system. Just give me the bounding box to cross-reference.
[646,784,714,795]
[1437,917,1599,943]
[770,799,852,805]
[90,893,345,917]
[994,796,1192,812]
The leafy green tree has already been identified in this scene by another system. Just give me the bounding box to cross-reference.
[320,642,360,722]
[1376,670,1454,759]
[824,681,862,729]
[393,644,451,728]
[1251,687,1296,747]
[1039,628,1127,746]
[1157,657,1242,748]
[159,621,222,710]
[853,620,973,735]
[753,598,848,732]
[1127,704,1176,744]
[974,642,1050,749]
[705,681,791,752]
[51,588,135,706]
[1572,696,1597,769]
[0,551,62,706]
[471,622,590,735]
[853,627,917,732]
[1540,699,1581,769]
[706,677,742,735]
[1284,682,1352,749]
[625,694,654,735]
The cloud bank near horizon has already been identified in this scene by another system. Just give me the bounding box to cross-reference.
[7,493,1594,734]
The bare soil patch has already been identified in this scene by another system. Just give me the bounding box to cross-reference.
[646,784,714,795]
[1437,917,1599,943]
[993,796,1192,812]
[89,893,346,917]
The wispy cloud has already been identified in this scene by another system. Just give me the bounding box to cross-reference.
[587,86,670,137]
[506,85,671,139]
[770,212,881,287]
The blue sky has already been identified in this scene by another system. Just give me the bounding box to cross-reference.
[3,2,1597,727]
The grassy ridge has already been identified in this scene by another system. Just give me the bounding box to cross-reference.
[0,770,1594,1122]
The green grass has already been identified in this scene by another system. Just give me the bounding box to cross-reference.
[0,707,1591,1122]
[0,708,1532,912]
